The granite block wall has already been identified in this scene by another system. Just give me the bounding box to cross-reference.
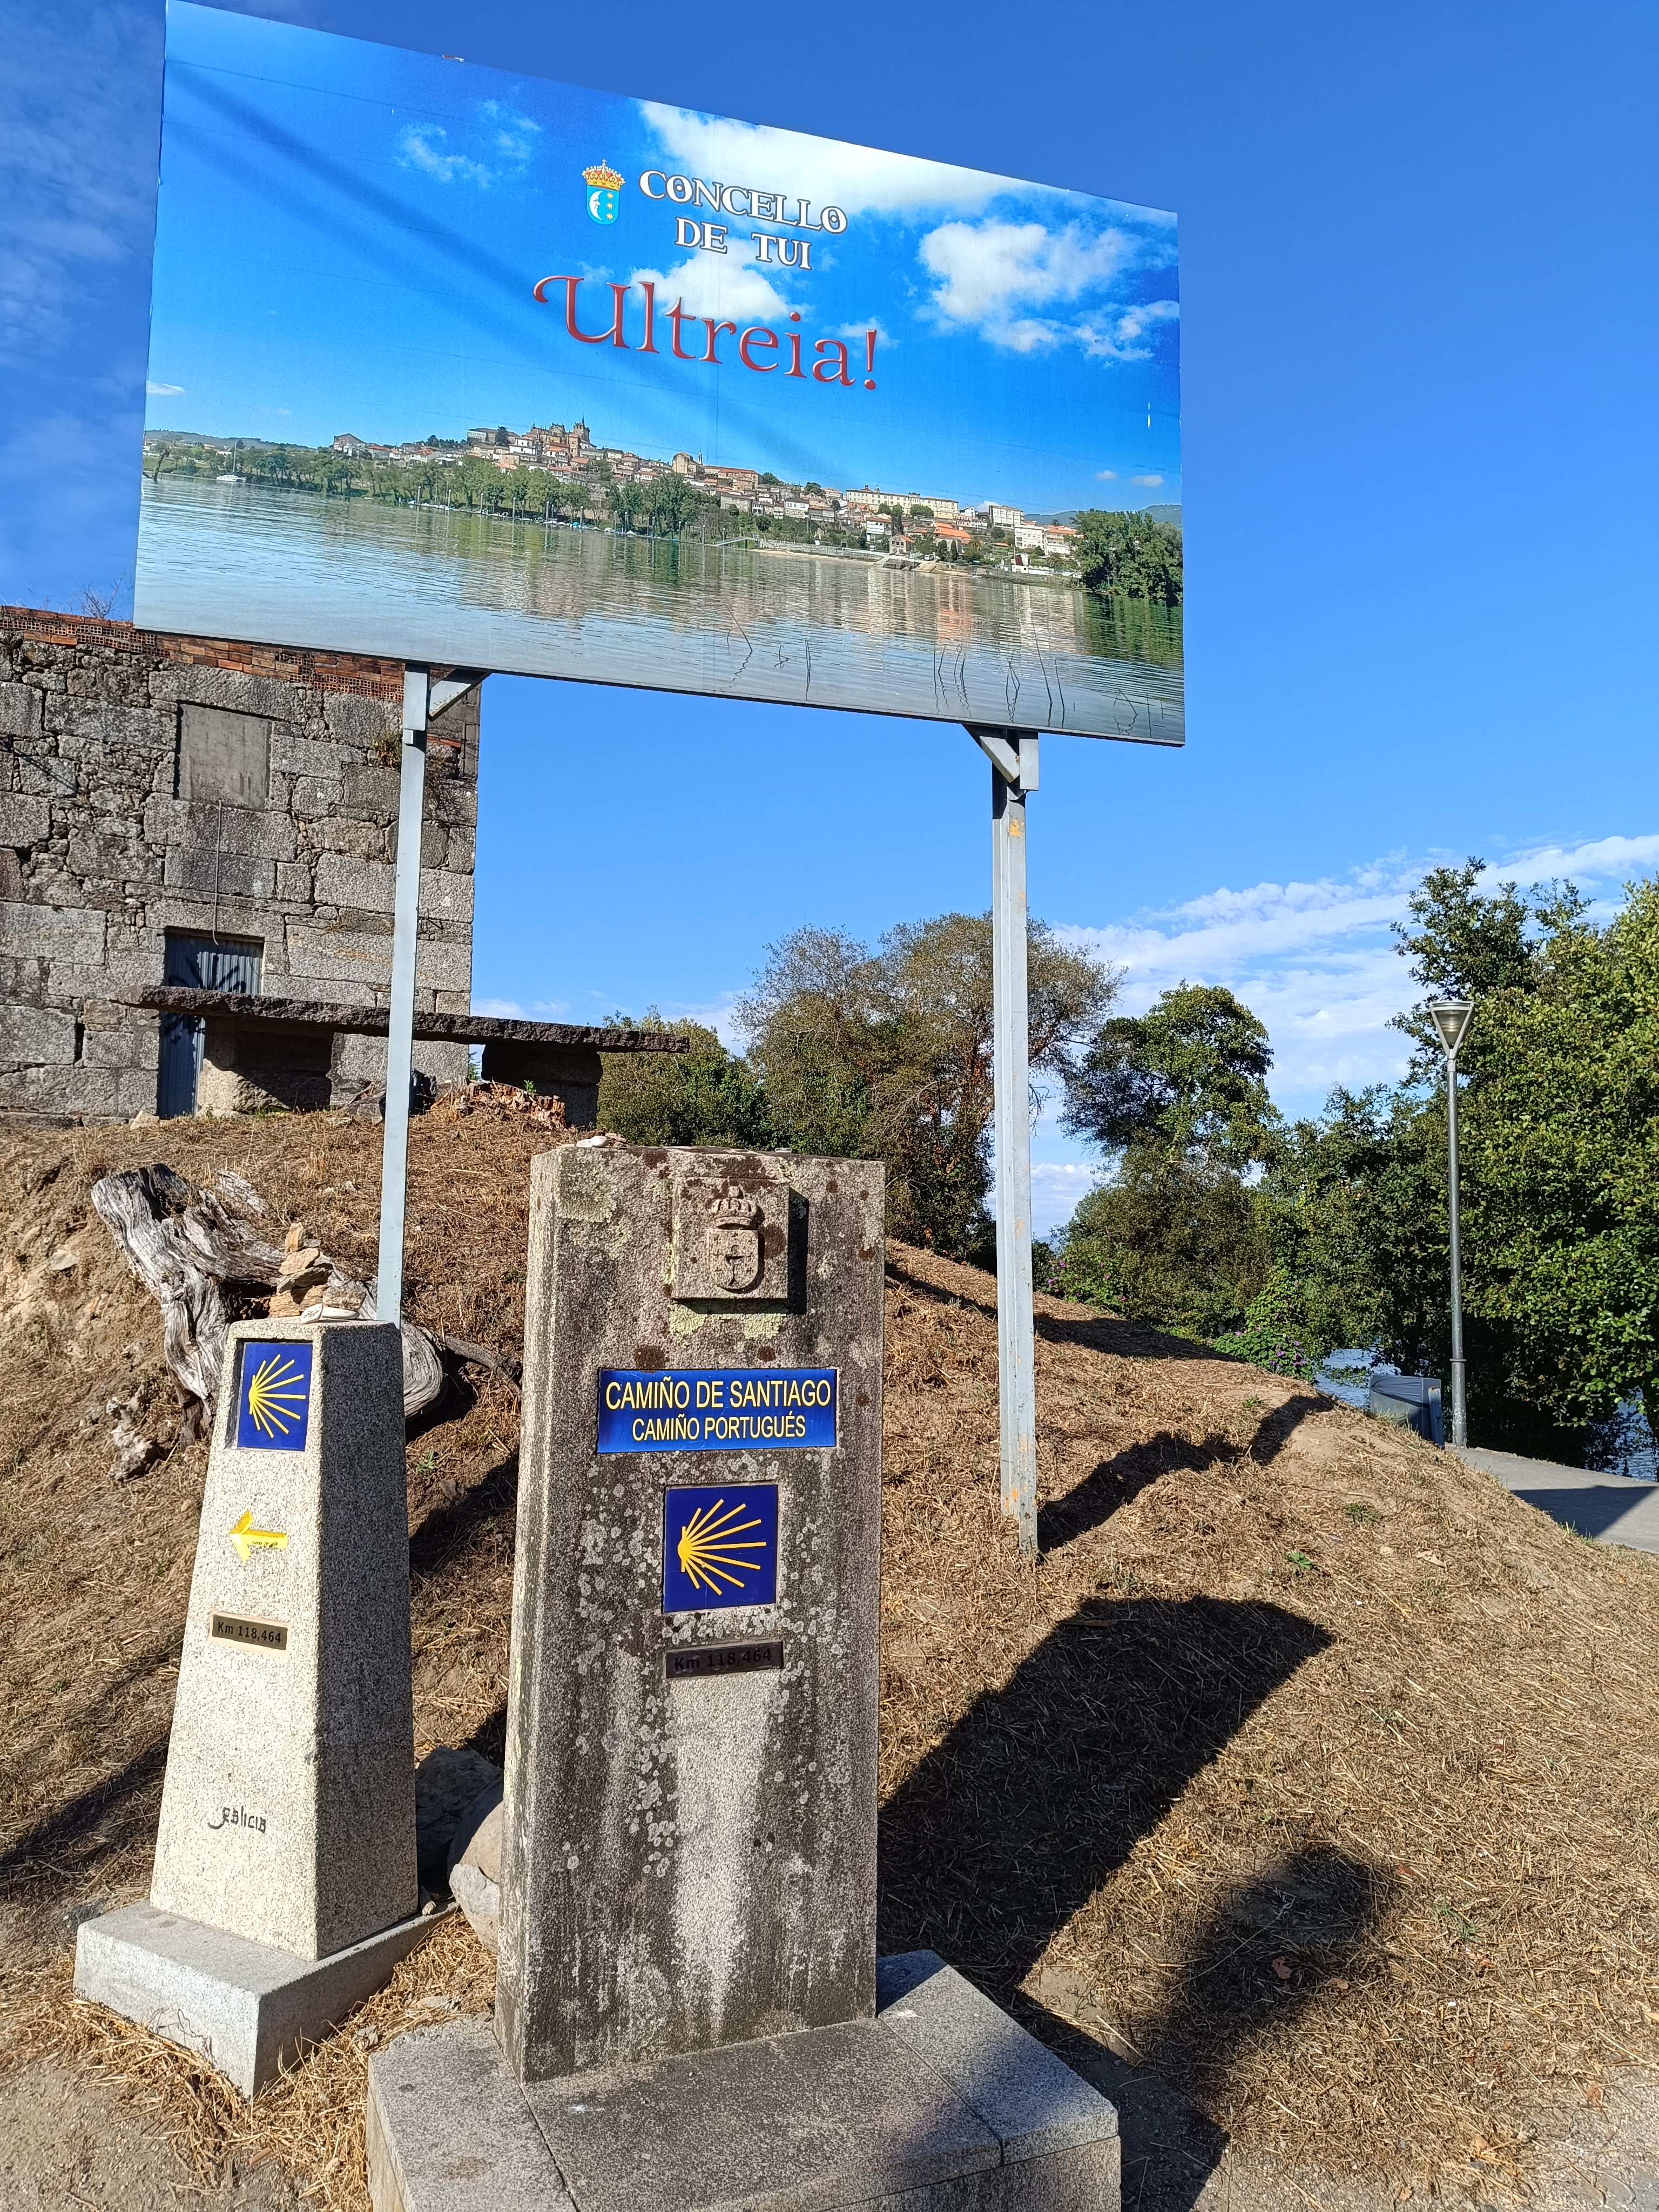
[0,609,481,1119]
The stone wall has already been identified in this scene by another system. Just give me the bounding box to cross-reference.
[0,608,481,1120]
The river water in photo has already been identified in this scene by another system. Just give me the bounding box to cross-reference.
[136,479,1184,743]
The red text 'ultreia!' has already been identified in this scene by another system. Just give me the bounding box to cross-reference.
[532,276,879,390]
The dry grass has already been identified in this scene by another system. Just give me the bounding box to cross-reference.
[3,1119,1659,2204]
[12,1911,495,2201]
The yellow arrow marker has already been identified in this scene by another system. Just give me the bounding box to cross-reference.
[228,1509,288,1564]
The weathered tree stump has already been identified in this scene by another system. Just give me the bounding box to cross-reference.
[90,1163,449,1438]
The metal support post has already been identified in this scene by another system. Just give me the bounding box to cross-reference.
[1446,1057,1466,1449]
[1427,998,1474,1452]
[375,667,428,1328]
[970,726,1039,1554]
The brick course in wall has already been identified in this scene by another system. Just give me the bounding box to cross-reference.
[0,607,481,1120]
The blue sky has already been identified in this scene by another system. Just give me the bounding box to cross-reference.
[146,5,1179,511]
[4,0,1657,1233]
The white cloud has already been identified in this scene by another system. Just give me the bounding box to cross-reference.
[628,257,794,323]
[397,105,541,190]
[146,381,183,396]
[833,318,895,346]
[399,126,491,187]
[478,101,541,163]
[1054,834,1659,1116]
[1080,298,1181,362]
[1130,474,1164,487]
[473,993,572,1019]
[923,220,1129,316]
[1096,469,1117,481]
[1,2,159,362]
[916,219,1176,356]
[638,105,1022,217]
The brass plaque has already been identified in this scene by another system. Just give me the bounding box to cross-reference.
[210,1610,289,1653]
[665,1639,784,1681]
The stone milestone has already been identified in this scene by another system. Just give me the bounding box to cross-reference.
[495,1143,886,2083]
[366,1141,1122,2211]
[76,1317,430,2092]
[149,1317,417,1954]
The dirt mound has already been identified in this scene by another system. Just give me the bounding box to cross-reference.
[2,1117,1657,2207]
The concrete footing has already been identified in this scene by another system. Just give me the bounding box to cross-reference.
[74,1899,443,2097]
[365,1952,1119,2212]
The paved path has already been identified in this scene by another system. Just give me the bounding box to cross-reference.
[1454,1445,1659,1554]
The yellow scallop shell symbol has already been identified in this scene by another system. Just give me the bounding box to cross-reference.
[676,1497,767,1596]
[245,1353,307,1440]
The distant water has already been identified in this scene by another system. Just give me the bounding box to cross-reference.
[136,478,1184,743]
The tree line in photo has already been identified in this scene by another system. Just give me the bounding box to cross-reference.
[594,861,1659,1466]
[143,439,1181,602]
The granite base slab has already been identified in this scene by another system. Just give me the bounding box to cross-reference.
[366,1953,1118,2212]
[75,1898,443,2098]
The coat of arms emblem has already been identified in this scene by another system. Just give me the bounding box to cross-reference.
[672,1170,789,1301]
[583,161,623,225]
[706,1197,764,1294]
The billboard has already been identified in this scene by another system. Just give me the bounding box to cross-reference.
[137,6,1182,742]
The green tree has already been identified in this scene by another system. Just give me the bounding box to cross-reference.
[597,1017,774,1148]
[1053,1157,1271,1339]
[646,473,710,535]
[1458,879,1659,1440]
[1388,858,1584,1073]
[1062,983,1281,1170]
[1051,985,1284,1341]
[740,915,1117,1259]
[1071,510,1183,604]
[1255,864,1659,1458]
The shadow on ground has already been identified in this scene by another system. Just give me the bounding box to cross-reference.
[879,1596,1339,2210]
[1026,1849,1390,2212]
[0,1631,179,1940]
[884,1257,1246,1367]
[1038,1396,1319,1552]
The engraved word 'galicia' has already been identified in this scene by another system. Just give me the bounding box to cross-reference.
[663,1482,779,1613]
[206,1804,268,1833]
[597,1368,836,1453]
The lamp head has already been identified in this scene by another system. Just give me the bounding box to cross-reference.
[1428,1000,1475,1057]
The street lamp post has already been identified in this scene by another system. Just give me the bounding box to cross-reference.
[1428,999,1475,1449]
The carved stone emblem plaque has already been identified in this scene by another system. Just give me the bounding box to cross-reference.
[672,1169,791,1301]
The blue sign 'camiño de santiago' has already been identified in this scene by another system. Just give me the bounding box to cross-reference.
[598,1368,837,1453]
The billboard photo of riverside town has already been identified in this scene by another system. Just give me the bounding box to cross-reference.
[137,6,1182,742]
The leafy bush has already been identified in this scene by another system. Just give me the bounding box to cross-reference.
[1213,1265,1324,1379]
[1035,1236,1128,1314]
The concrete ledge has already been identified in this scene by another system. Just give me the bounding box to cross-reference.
[75,1899,443,2098]
[876,1953,1117,2162]
[369,2018,572,2212]
[365,1960,1118,2212]
[524,2018,1000,2212]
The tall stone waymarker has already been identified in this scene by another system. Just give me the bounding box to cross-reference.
[368,1144,1121,2212]
[77,1319,433,2095]
[496,1143,884,2080]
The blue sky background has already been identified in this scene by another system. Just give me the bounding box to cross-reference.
[146,4,1180,511]
[3,0,1657,1233]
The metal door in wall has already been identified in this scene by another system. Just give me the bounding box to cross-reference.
[157,935,263,1117]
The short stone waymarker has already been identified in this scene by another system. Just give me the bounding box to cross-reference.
[367,1144,1120,2212]
[75,1319,434,2096]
